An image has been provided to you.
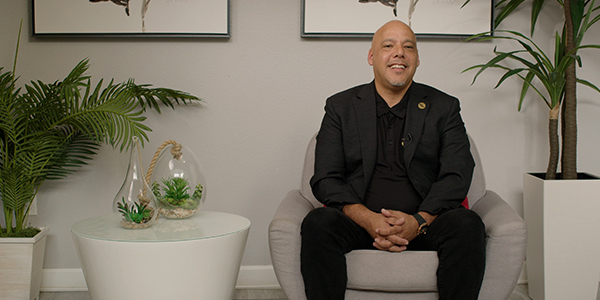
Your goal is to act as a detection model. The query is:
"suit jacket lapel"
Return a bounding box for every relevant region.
[354,82,377,188]
[403,83,429,168]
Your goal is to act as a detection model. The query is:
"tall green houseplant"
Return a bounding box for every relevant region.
[464,0,600,179]
[0,27,199,235]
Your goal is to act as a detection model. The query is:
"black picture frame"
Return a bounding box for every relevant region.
[301,0,493,38]
[31,0,230,38]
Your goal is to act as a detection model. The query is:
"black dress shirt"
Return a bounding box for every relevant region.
[363,87,423,214]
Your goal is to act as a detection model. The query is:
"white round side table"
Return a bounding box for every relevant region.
[71,211,251,300]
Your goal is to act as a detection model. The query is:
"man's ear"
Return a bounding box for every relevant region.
[367,49,374,66]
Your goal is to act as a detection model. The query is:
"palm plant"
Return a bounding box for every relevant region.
[0,26,199,235]
[463,0,600,179]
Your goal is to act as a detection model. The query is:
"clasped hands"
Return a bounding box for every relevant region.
[368,209,418,252]
[342,204,423,253]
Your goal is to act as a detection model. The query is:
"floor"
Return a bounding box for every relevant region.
[509,284,533,300]
[38,284,539,300]
[38,288,289,300]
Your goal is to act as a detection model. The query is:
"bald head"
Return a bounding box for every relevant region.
[371,20,417,49]
[367,20,420,104]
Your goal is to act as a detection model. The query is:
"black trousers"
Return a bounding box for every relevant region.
[300,207,486,300]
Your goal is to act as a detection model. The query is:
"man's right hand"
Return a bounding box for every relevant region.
[342,204,409,252]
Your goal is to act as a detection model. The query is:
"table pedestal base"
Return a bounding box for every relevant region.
[72,212,250,300]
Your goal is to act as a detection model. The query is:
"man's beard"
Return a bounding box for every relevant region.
[390,80,407,87]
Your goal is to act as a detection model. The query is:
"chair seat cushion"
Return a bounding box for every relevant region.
[346,250,439,292]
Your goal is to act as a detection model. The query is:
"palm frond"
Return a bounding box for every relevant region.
[494,0,527,29]
[43,127,101,180]
[577,78,600,93]
[127,81,200,113]
[464,30,567,110]
[575,0,599,45]
[531,0,547,35]
[588,6,600,28]
[0,164,36,211]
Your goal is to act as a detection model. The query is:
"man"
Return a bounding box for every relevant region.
[300,20,486,300]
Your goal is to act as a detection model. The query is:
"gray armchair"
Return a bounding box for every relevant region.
[269,134,527,300]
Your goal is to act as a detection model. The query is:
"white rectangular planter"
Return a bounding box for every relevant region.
[0,227,49,300]
[523,173,600,300]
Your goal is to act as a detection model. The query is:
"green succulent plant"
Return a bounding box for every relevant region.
[163,177,191,204]
[192,183,203,200]
[152,177,203,209]
[116,198,152,224]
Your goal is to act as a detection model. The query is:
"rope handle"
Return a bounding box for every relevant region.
[145,140,183,186]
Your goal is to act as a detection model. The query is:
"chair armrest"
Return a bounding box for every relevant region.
[471,190,527,300]
[269,189,314,300]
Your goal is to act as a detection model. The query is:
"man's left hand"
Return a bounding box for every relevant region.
[375,209,419,243]
[374,209,438,251]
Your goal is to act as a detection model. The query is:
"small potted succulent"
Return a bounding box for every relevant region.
[152,176,203,219]
[116,197,155,229]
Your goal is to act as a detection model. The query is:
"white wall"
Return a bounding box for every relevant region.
[1,0,599,273]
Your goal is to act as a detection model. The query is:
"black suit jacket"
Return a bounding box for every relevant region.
[310,81,474,215]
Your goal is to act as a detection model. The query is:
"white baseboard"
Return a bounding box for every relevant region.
[40,269,88,292]
[235,265,281,289]
[41,265,281,292]
[41,263,529,292]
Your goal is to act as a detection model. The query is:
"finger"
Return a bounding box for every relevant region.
[376,219,407,236]
[387,244,407,252]
[381,209,405,226]
[374,237,395,250]
[391,217,405,226]
[375,225,399,237]
[373,242,387,251]
[373,239,407,252]
[381,208,395,217]
[386,235,409,246]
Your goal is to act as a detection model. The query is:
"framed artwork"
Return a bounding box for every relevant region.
[31,0,230,38]
[302,0,492,38]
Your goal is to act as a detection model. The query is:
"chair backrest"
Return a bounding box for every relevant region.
[299,133,486,209]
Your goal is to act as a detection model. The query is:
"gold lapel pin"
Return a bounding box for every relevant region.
[418,102,426,110]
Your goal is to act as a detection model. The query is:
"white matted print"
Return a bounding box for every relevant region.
[32,0,230,37]
[302,0,492,37]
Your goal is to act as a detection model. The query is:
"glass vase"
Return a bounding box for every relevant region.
[112,137,158,229]
[149,141,206,219]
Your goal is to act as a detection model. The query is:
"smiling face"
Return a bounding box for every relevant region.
[368,21,420,96]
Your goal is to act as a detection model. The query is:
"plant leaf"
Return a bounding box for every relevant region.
[577,78,600,93]
[495,0,527,29]
[531,0,547,35]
